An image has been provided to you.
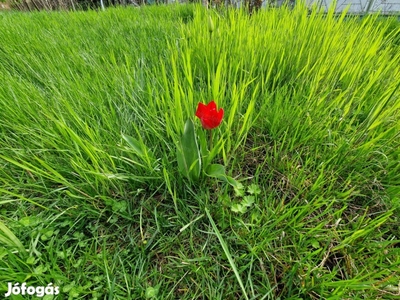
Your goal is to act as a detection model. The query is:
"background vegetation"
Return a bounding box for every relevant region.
[0,3,399,299]
[3,0,150,11]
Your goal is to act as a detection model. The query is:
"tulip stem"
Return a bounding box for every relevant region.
[209,130,213,151]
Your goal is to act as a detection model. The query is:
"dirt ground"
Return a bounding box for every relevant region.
[0,1,10,10]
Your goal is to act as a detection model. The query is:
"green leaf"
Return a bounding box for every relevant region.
[40,228,54,241]
[234,184,245,197]
[122,132,155,171]
[122,133,145,157]
[34,264,48,275]
[206,164,242,189]
[242,195,255,207]
[310,238,320,249]
[204,138,225,169]
[205,164,226,180]
[0,220,26,255]
[197,128,210,171]
[231,203,247,214]
[205,208,249,300]
[62,282,75,293]
[145,285,160,299]
[177,119,201,181]
[247,184,261,195]
[19,216,41,227]
[111,200,127,213]
[26,256,36,265]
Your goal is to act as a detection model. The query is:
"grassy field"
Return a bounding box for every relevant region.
[1,3,400,299]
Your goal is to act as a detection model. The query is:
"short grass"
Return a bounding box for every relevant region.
[1,3,400,299]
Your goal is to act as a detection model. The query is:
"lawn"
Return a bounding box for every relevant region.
[0,3,399,299]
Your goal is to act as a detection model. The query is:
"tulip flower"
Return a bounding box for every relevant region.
[176,101,226,182]
[195,101,224,130]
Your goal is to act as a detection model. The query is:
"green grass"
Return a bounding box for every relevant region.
[1,3,400,299]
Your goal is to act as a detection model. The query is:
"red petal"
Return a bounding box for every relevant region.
[195,101,224,129]
[195,102,207,118]
[206,101,217,111]
[217,107,224,119]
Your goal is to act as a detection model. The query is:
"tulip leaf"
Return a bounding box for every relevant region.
[205,164,241,188]
[205,164,226,179]
[177,119,201,181]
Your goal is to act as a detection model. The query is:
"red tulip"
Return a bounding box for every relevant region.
[195,101,224,130]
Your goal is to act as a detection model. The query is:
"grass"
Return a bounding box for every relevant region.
[0,3,400,299]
